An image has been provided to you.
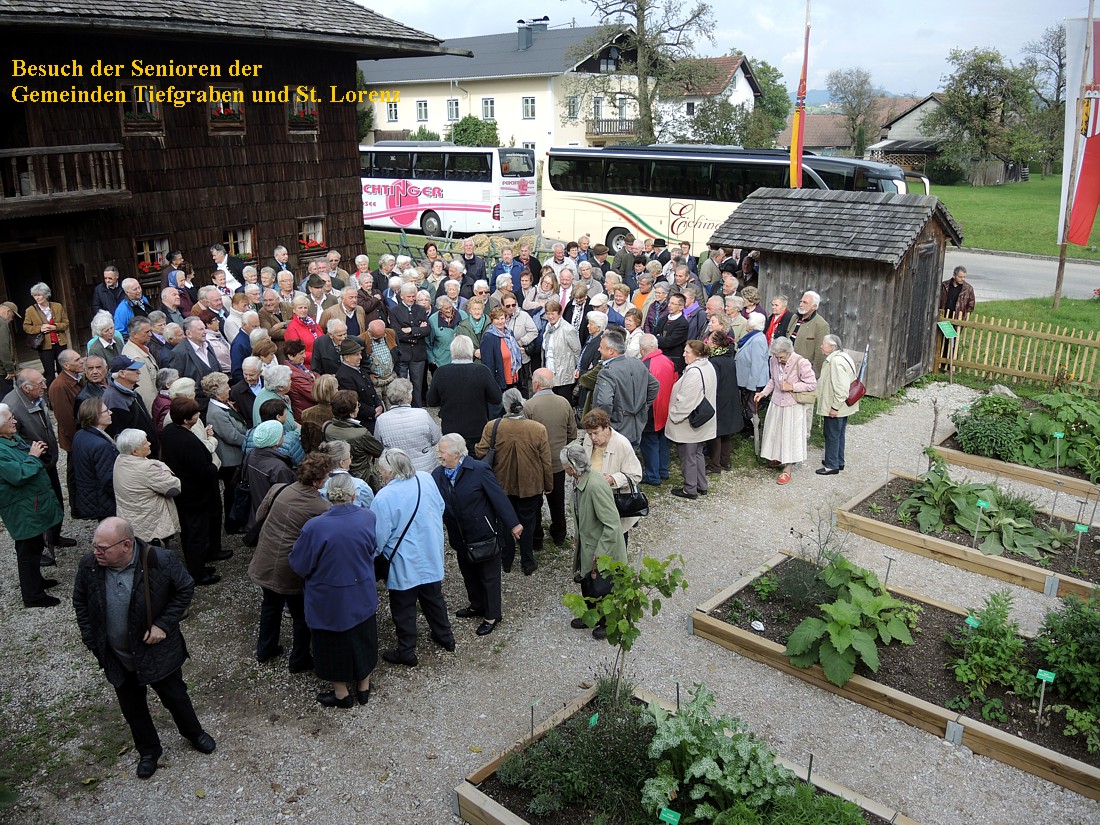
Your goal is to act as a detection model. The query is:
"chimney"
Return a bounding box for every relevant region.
[517,16,550,50]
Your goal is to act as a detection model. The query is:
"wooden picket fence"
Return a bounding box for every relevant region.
[934,311,1100,393]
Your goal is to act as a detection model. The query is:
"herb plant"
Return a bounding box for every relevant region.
[946,591,1031,709]
[1035,592,1100,706]
[951,394,1023,461]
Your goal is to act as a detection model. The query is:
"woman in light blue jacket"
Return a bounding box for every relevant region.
[735,312,770,432]
[370,448,454,667]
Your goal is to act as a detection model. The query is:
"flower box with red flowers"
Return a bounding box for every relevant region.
[137,260,164,275]
[299,239,324,250]
[211,108,243,122]
[289,110,319,127]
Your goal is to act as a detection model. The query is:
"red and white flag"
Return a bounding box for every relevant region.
[1059,17,1100,246]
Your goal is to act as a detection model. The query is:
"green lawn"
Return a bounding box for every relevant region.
[973,297,1100,334]
[932,174,1100,261]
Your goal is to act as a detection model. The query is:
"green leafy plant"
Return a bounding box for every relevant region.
[897,460,995,534]
[564,554,687,701]
[947,591,1031,707]
[752,573,778,601]
[642,685,796,822]
[867,501,884,515]
[765,781,864,825]
[1052,705,1100,754]
[726,597,746,625]
[783,557,919,687]
[1036,592,1100,706]
[951,394,1023,461]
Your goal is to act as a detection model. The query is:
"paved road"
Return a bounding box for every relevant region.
[944,249,1098,302]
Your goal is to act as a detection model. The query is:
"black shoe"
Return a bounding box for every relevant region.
[705,466,722,475]
[431,635,456,652]
[41,578,59,588]
[501,560,513,573]
[670,487,697,500]
[189,732,216,754]
[288,658,314,674]
[454,606,483,619]
[257,645,285,664]
[476,620,499,636]
[54,536,78,548]
[720,462,732,470]
[203,566,217,576]
[815,467,840,476]
[23,595,60,608]
[551,534,568,546]
[522,561,538,576]
[532,538,544,550]
[39,553,56,567]
[592,625,608,641]
[195,574,221,586]
[570,617,589,630]
[698,488,709,496]
[136,751,161,779]
[209,549,233,561]
[356,687,372,706]
[382,650,418,667]
[316,691,355,709]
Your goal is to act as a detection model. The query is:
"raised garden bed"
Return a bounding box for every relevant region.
[691,553,1100,803]
[452,684,920,825]
[836,473,1098,600]
[931,425,1100,500]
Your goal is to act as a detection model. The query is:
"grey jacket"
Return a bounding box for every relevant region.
[0,317,16,375]
[591,355,660,445]
[206,399,247,468]
[2,387,58,469]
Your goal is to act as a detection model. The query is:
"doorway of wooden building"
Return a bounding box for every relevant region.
[0,246,59,369]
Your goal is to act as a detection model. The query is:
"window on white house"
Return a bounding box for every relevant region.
[616,96,628,118]
[522,97,536,119]
[386,102,398,122]
[686,101,695,117]
[593,97,603,119]
[447,98,459,121]
[416,100,428,121]
[482,98,495,120]
[522,142,536,150]
[566,96,579,120]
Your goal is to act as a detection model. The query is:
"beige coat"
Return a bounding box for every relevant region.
[664,358,718,444]
[122,340,159,411]
[816,349,860,418]
[579,428,643,533]
[524,390,577,474]
[112,454,181,541]
[474,416,553,498]
[23,301,70,349]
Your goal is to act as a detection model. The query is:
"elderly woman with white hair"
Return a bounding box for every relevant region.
[489,273,514,311]
[474,388,552,576]
[253,363,298,432]
[284,294,323,365]
[428,294,465,369]
[112,427,181,546]
[815,333,860,475]
[167,377,220,469]
[87,309,122,366]
[23,281,70,384]
[373,378,441,473]
[202,371,247,532]
[433,432,520,637]
[561,441,626,640]
[754,335,817,485]
[735,311,770,432]
[289,470,378,707]
[370,448,453,667]
[320,439,374,508]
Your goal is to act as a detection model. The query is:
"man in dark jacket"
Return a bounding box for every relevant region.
[426,336,502,455]
[939,266,975,319]
[92,266,125,318]
[104,355,158,452]
[168,317,221,409]
[73,517,215,780]
[334,338,381,432]
[458,238,487,296]
[654,293,690,374]
[388,283,430,407]
[310,318,346,376]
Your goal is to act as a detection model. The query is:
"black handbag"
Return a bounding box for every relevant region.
[374,478,421,582]
[459,513,500,564]
[580,568,614,599]
[687,366,715,428]
[26,332,44,350]
[242,482,291,548]
[481,417,503,467]
[613,478,649,518]
[228,457,252,527]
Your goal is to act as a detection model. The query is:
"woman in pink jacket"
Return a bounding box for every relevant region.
[754,336,817,485]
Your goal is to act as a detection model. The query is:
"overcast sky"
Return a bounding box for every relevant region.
[362,0,1088,95]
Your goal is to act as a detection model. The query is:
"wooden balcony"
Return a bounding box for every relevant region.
[0,144,132,220]
[585,118,638,138]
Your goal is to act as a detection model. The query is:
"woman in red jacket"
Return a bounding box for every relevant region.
[284,295,322,366]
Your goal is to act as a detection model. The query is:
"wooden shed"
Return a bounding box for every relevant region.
[708,188,963,397]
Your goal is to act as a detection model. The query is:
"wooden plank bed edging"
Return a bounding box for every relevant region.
[454,685,922,825]
[834,472,1096,599]
[931,426,1099,500]
[691,579,1100,801]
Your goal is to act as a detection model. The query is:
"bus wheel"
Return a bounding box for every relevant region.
[605,227,629,253]
[421,211,442,237]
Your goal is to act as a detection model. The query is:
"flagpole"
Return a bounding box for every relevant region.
[1054,0,1096,311]
[789,0,811,188]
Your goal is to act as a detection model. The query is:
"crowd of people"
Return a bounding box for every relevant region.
[0,234,860,778]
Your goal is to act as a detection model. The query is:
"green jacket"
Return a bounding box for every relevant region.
[428,309,467,366]
[0,317,16,375]
[783,312,830,377]
[571,469,627,577]
[0,434,63,540]
[454,315,489,363]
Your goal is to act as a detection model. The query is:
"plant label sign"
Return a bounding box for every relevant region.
[965,616,981,629]
[937,320,957,339]
[1053,432,1065,439]
[976,500,990,509]
[659,809,682,824]
[1037,669,1056,683]
[1075,523,1089,533]
[589,712,599,728]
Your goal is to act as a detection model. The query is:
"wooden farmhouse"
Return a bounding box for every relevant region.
[0,0,450,351]
[708,188,963,397]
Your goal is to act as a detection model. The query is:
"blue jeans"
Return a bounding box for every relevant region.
[640,429,670,483]
[823,415,848,470]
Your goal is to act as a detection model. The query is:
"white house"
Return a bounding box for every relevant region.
[866,94,944,169]
[657,55,762,139]
[360,20,645,160]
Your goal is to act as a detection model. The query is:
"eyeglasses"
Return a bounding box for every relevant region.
[93,538,129,554]
[503,303,516,309]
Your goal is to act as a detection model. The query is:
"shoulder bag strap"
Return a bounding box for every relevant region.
[489,417,502,450]
[141,543,153,633]
[383,478,422,563]
[692,365,705,394]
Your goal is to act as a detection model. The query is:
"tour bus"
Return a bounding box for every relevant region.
[541,144,928,251]
[359,142,537,236]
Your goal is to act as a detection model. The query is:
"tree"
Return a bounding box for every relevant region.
[560,0,717,144]
[1022,23,1067,177]
[921,48,1034,178]
[354,67,373,141]
[675,97,742,144]
[408,125,440,141]
[445,115,499,147]
[826,67,877,157]
[746,58,791,147]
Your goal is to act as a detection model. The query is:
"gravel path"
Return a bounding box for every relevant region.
[2,380,1098,825]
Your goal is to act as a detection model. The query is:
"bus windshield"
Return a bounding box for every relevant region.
[498,149,535,177]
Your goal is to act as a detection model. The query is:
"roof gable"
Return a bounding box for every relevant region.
[0,0,444,55]
[680,55,761,98]
[362,25,612,82]
[707,188,963,267]
[882,93,944,130]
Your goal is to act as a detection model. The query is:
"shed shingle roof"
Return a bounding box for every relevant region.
[707,188,963,267]
[362,25,608,82]
[0,0,445,55]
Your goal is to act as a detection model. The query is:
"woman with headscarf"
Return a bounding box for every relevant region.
[561,442,626,640]
[479,307,523,394]
[289,472,378,707]
[755,336,817,485]
[249,452,332,673]
[70,397,119,520]
[474,388,552,576]
[242,419,296,527]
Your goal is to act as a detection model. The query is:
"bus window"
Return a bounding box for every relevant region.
[605,159,648,195]
[359,152,375,178]
[549,157,603,192]
[712,161,786,201]
[448,153,491,182]
[498,149,534,177]
[377,152,412,179]
[812,166,851,190]
[650,160,712,199]
[413,152,445,179]
[740,163,787,196]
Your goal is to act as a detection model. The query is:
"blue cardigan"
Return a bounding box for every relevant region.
[289,504,377,632]
[370,472,445,591]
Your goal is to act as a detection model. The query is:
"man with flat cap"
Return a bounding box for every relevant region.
[335,337,382,433]
[0,300,20,397]
[104,355,158,451]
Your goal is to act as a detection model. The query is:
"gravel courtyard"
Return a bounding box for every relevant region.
[1,380,1098,825]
